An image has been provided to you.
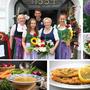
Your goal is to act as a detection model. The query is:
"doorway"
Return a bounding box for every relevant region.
[29,9,58,25]
[14,0,74,24]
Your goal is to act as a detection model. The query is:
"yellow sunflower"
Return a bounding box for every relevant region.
[31,37,38,46]
[69,29,73,39]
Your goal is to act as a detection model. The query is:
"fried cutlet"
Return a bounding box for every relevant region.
[51,75,84,85]
[51,68,78,78]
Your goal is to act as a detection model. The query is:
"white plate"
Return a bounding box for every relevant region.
[84,43,90,56]
[50,61,90,89]
[8,74,42,85]
[83,34,90,55]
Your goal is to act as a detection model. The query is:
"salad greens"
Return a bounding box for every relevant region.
[11,66,46,76]
[84,41,90,53]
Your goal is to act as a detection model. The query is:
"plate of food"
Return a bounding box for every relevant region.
[83,34,90,55]
[8,74,42,85]
[50,61,90,89]
[84,40,90,55]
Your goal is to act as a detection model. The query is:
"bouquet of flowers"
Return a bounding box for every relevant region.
[61,25,73,43]
[37,40,54,57]
[27,33,54,57]
[54,24,73,43]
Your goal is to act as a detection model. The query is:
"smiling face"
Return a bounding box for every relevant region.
[27,18,38,34]
[30,19,37,29]
[17,15,26,25]
[43,18,52,29]
[59,14,67,24]
[34,10,42,20]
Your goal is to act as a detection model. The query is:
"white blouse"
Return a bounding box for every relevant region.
[39,26,59,41]
[57,24,72,30]
[22,30,27,38]
[10,24,27,36]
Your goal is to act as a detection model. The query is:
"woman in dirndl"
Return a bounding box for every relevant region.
[10,14,27,59]
[22,18,38,59]
[39,17,59,59]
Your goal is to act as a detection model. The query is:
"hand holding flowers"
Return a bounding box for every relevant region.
[25,48,30,54]
[61,25,74,44]
[50,47,55,55]
[27,33,54,57]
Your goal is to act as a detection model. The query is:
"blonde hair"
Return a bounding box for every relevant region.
[43,17,52,23]
[17,14,26,21]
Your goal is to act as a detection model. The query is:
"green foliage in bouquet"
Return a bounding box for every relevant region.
[27,34,55,58]
[37,40,54,58]
[58,28,73,42]
[62,29,72,42]
[26,33,39,51]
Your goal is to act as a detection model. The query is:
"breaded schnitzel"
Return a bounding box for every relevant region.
[52,75,84,85]
[51,68,78,78]
[51,68,86,85]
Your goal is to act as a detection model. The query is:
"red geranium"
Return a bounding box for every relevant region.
[34,33,38,37]
[77,28,81,34]
[41,44,45,47]
[66,24,70,28]
[36,45,39,47]
[87,40,90,43]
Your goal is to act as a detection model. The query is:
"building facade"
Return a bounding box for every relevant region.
[0,0,82,34]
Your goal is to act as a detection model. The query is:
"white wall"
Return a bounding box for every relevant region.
[0,0,17,34]
[0,0,8,33]
[8,0,17,32]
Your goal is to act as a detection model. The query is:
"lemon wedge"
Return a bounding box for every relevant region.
[78,65,90,83]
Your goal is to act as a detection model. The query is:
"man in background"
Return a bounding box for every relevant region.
[34,8,44,30]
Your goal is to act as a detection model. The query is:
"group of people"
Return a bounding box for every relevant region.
[10,9,78,59]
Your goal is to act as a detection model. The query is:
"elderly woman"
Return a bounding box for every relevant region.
[10,14,27,59]
[39,17,59,59]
